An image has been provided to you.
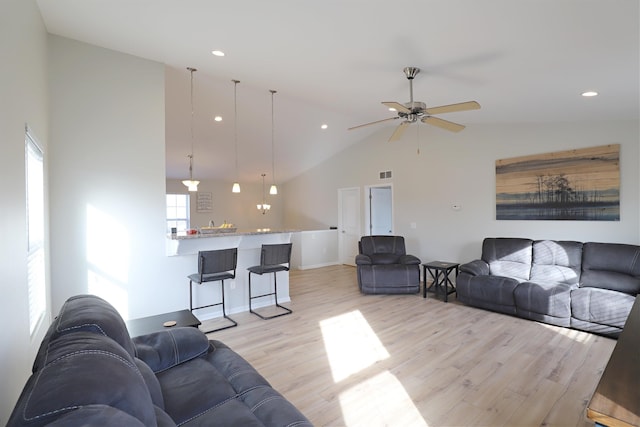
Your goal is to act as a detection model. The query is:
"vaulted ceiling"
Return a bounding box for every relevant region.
[36,0,639,185]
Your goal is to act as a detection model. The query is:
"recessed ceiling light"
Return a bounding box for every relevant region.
[388,107,397,112]
[211,50,225,57]
[582,91,598,97]
[214,116,223,122]
[321,124,328,129]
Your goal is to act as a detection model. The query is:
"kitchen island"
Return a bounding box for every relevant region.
[167,229,298,321]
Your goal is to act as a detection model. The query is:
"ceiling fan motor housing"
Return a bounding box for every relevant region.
[402,101,426,114]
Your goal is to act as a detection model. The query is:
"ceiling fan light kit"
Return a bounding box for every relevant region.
[349,66,481,142]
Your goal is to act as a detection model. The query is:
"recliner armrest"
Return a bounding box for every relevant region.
[399,254,421,265]
[355,254,372,265]
[459,259,489,276]
[133,327,209,373]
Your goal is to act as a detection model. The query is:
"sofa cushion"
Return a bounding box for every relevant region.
[369,253,401,264]
[456,273,520,307]
[158,341,312,426]
[482,238,533,281]
[133,327,209,373]
[8,332,157,427]
[360,235,407,256]
[33,294,135,372]
[157,356,240,425]
[530,240,582,285]
[514,281,575,321]
[571,287,636,330]
[581,242,640,294]
[357,264,420,294]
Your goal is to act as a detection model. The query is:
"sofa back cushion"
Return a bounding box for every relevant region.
[530,240,583,285]
[33,294,135,372]
[482,238,533,281]
[8,332,158,427]
[359,236,407,259]
[581,242,640,295]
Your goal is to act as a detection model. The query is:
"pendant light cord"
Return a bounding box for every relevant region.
[233,80,240,182]
[188,67,197,180]
[270,90,276,187]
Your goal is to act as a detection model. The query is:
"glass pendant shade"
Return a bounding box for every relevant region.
[269,184,278,195]
[232,182,241,193]
[183,179,200,192]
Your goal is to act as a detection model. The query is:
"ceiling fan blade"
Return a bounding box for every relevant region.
[425,101,480,115]
[422,116,466,132]
[382,102,411,114]
[348,116,399,130]
[389,121,410,142]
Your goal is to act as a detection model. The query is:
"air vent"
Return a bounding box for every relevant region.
[379,170,392,179]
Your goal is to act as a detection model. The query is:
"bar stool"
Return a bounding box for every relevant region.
[248,243,293,319]
[188,248,238,333]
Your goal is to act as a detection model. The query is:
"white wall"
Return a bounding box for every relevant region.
[0,0,50,422]
[284,120,640,263]
[47,37,193,320]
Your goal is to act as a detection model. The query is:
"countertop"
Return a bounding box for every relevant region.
[168,228,299,240]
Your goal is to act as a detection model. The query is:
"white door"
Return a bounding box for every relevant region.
[367,185,393,235]
[338,187,360,266]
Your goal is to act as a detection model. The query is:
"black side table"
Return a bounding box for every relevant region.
[126,309,202,337]
[423,261,460,302]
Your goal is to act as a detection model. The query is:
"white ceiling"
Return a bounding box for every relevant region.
[36,0,639,185]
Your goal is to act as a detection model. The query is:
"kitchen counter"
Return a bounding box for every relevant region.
[165,229,297,321]
[169,228,299,240]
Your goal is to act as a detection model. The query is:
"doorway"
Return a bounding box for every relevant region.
[365,184,393,236]
[338,187,361,266]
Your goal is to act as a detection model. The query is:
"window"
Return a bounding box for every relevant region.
[166,194,190,232]
[26,127,46,336]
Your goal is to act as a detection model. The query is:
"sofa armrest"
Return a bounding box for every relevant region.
[399,254,421,265]
[355,254,372,265]
[133,327,209,373]
[460,259,489,276]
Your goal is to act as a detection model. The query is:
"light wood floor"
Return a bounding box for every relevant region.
[203,265,616,427]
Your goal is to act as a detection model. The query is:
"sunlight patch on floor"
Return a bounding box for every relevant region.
[538,322,593,343]
[320,310,390,382]
[339,371,428,427]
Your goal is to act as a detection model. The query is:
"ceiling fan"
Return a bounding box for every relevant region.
[349,67,481,142]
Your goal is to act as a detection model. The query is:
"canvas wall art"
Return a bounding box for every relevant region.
[496,144,620,221]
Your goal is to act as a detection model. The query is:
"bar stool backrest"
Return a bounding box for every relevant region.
[260,243,292,271]
[198,248,238,281]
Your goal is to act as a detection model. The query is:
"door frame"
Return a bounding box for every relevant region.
[338,186,361,266]
[364,183,394,236]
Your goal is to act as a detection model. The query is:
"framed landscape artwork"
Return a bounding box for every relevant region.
[496,144,620,221]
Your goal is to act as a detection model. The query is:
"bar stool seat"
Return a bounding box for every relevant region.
[248,243,293,320]
[189,248,238,333]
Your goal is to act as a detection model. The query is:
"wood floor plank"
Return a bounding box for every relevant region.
[204,265,616,426]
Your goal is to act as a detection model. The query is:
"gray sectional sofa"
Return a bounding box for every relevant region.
[8,294,312,426]
[457,238,640,338]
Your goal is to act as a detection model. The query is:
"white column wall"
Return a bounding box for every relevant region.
[0,1,50,422]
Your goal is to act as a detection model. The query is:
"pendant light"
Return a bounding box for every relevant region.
[257,173,271,214]
[269,90,278,195]
[182,67,200,192]
[231,79,241,193]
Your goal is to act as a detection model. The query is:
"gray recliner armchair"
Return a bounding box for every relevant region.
[355,235,421,294]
